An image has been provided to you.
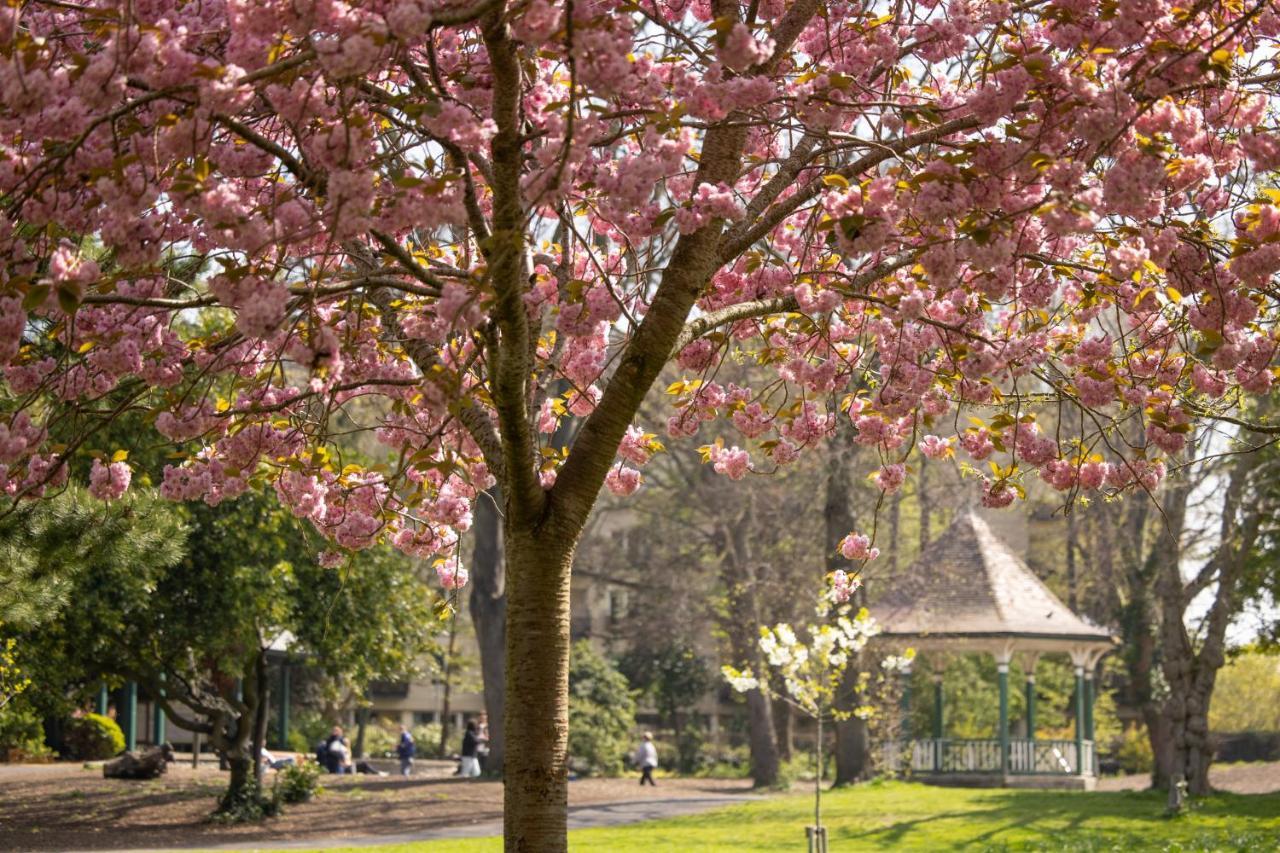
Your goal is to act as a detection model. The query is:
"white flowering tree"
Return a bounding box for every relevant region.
[724,588,907,851]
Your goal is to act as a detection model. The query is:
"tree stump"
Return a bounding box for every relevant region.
[103,744,174,780]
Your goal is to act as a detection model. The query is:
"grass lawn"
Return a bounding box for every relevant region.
[320,780,1280,852]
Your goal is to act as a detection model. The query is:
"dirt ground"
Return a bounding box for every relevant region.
[0,760,753,852]
[1095,759,1280,795]
[2,760,1276,852]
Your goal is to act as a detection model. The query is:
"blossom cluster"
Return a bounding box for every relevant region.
[0,0,1278,588]
[722,601,882,717]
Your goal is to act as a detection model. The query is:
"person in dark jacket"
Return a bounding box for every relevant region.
[459,721,481,778]
[396,725,416,777]
[323,725,352,774]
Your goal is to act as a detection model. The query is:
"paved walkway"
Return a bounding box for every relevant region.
[116,792,757,851]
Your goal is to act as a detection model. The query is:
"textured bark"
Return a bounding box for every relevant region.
[221,755,258,813]
[744,687,781,787]
[470,489,507,774]
[501,522,575,852]
[438,625,457,759]
[214,661,264,817]
[1157,452,1268,800]
[773,698,793,762]
[250,651,268,783]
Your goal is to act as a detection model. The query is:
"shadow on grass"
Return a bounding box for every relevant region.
[826,786,1280,851]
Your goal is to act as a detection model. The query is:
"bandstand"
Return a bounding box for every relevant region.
[871,510,1114,790]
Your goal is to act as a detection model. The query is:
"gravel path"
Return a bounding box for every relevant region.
[0,762,756,852]
[164,793,761,850]
[1095,760,1280,794]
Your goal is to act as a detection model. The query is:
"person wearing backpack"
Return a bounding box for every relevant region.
[396,725,416,777]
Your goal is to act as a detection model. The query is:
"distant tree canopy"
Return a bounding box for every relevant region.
[1209,652,1280,734]
[618,641,711,734]
[3,484,443,817]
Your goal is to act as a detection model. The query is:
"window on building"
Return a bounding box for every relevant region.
[609,588,628,624]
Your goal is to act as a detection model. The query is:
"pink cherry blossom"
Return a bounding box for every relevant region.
[88,458,131,501]
[838,533,880,562]
[874,464,906,494]
[605,465,643,495]
[829,569,862,604]
[0,0,1274,677]
[709,444,751,480]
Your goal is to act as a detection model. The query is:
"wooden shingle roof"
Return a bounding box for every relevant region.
[871,510,1112,643]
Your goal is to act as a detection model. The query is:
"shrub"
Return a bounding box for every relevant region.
[286,728,311,754]
[64,712,125,760]
[1114,726,1154,774]
[0,699,53,762]
[695,744,752,778]
[568,640,636,776]
[675,725,705,774]
[274,759,324,804]
[287,709,335,755]
[412,722,442,758]
[360,720,398,758]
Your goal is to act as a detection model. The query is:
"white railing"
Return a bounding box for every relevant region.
[881,738,1095,775]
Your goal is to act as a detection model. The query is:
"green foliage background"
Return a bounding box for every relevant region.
[568,640,637,776]
[1209,651,1280,732]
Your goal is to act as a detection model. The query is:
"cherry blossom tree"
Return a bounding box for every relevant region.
[3,0,1280,847]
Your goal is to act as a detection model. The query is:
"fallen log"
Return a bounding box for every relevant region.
[103,744,174,780]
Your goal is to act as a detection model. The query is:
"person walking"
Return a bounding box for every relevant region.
[396,725,416,777]
[634,732,658,787]
[459,720,482,778]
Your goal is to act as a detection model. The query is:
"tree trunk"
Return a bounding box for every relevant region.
[1066,509,1079,612]
[833,712,871,786]
[1159,628,1218,797]
[1119,582,1169,788]
[502,524,575,852]
[1146,705,1174,789]
[823,415,869,786]
[918,459,931,554]
[725,597,780,788]
[220,754,260,814]
[439,620,457,759]
[745,687,780,787]
[1157,451,1264,801]
[250,651,268,784]
[773,697,793,762]
[469,488,507,773]
[216,675,263,817]
[354,706,369,760]
[887,491,900,572]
